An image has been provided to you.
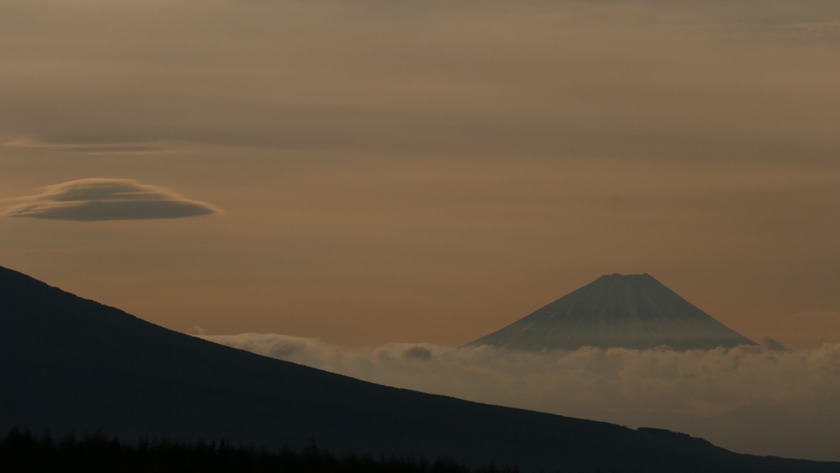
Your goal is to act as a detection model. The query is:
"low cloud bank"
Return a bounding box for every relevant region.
[204,333,840,416]
[204,333,840,460]
[4,178,219,221]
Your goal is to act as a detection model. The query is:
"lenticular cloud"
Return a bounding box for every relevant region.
[3,178,219,221]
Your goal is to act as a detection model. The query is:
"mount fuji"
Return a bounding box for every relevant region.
[465,273,756,352]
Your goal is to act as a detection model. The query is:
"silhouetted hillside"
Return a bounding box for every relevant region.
[0,266,836,473]
[466,273,756,351]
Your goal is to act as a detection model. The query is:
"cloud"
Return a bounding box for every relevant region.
[3,0,840,164]
[3,178,219,221]
[4,137,179,155]
[204,333,840,416]
[795,311,838,317]
[203,333,840,460]
[402,346,433,361]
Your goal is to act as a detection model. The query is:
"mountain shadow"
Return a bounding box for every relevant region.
[465,273,756,352]
[1,266,835,473]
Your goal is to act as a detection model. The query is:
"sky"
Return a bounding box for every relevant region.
[2,0,840,350]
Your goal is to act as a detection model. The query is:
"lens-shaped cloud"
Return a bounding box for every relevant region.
[3,178,219,221]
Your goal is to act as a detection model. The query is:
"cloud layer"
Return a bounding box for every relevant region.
[4,179,219,221]
[3,0,840,162]
[204,333,840,461]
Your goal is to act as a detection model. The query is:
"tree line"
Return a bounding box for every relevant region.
[1,427,617,473]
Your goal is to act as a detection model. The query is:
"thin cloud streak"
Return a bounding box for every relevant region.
[3,178,219,221]
[795,311,839,317]
[4,137,182,155]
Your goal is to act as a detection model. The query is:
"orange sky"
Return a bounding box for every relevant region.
[1,0,839,347]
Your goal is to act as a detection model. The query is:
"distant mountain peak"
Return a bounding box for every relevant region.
[464,274,756,352]
[760,337,790,352]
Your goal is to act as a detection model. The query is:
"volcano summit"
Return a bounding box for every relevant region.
[465,273,756,352]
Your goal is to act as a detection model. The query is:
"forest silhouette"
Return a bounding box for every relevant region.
[2,427,533,473]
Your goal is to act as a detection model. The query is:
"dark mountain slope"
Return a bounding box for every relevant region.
[0,266,834,473]
[465,273,756,351]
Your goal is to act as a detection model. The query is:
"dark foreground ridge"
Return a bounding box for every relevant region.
[465,273,756,352]
[0,266,836,473]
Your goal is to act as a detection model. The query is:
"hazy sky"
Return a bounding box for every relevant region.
[2,0,839,347]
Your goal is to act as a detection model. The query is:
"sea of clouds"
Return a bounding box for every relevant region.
[203,334,840,460]
[203,334,840,418]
